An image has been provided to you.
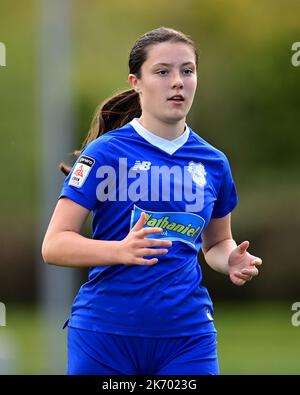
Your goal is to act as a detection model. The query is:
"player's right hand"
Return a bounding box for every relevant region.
[116,211,172,266]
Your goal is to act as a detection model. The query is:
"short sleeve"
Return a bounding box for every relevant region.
[59,139,111,211]
[211,153,238,218]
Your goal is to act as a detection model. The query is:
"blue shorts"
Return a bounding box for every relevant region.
[67,327,219,375]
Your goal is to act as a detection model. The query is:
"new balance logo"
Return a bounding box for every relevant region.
[130,160,152,171]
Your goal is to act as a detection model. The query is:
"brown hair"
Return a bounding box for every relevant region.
[60,27,198,175]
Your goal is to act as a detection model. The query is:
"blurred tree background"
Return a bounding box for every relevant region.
[0,0,299,374]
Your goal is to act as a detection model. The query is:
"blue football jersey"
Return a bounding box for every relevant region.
[59,118,238,337]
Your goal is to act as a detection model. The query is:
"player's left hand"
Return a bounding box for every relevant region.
[228,241,263,286]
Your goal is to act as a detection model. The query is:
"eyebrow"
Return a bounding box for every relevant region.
[152,62,195,68]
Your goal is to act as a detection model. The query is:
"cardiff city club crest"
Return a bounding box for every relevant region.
[187,161,207,187]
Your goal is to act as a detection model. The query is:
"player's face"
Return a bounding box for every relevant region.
[130,42,197,125]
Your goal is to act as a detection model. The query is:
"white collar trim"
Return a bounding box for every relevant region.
[129,118,190,155]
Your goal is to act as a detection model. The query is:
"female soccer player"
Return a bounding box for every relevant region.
[42,27,263,375]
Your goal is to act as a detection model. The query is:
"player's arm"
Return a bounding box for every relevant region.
[201,213,237,275]
[41,198,172,268]
[201,213,263,285]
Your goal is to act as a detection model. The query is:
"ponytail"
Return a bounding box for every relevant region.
[59,89,141,175]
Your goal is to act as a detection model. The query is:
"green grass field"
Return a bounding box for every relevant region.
[214,302,300,374]
[1,301,299,374]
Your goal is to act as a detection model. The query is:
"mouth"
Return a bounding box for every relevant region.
[167,94,185,102]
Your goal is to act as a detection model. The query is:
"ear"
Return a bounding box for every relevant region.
[128,74,141,94]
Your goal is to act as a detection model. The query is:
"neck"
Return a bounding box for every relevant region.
[138,114,186,140]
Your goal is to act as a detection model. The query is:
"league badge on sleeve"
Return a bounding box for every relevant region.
[68,155,95,188]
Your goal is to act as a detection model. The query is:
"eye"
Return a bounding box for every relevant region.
[156,70,169,75]
[183,69,194,75]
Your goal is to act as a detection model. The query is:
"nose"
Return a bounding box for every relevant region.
[172,71,184,89]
